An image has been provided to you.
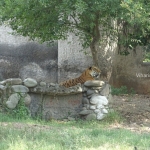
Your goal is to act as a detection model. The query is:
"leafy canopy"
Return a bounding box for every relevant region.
[0,0,150,52]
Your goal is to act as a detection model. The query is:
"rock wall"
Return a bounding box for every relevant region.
[0,78,111,120]
[0,25,58,83]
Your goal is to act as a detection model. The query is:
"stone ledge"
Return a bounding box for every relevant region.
[29,85,83,95]
[0,78,111,121]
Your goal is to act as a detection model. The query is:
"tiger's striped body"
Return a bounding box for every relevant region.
[60,66,101,88]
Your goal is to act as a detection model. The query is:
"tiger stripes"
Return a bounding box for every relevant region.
[60,66,101,88]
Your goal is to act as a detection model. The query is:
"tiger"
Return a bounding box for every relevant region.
[60,66,101,88]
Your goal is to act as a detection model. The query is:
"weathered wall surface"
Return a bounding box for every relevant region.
[110,47,150,94]
[58,33,93,82]
[58,32,117,82]
[0,77,110,120]
[30,93,83,120]
[0,25,58,83]
[58,32,150,94]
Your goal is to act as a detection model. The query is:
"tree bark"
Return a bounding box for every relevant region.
[90,15,100,67]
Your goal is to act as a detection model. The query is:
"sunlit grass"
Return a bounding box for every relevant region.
[0,112,150,150]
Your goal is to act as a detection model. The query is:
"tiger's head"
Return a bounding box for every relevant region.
[88,66,101,79]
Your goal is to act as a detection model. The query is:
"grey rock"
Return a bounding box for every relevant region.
[49,83,56,86]
[40,82,46,86]
[23,78,37,87]
[87,89,95,96]
[11,85,29,93]
[0,80,6,85]
[90,95,100,105]
[5,78,22,85]
[82,107,87,110]
[97,104,104,109]
[68,117,75,121]
[6,101,16,109]
[90,105,96,110]
[84,80,105,87]
[97,112,105,120]
[6,93,21,109]
[94,109,101,113]
[102,108,108,114]
[77,86,82,92]
[82,97,89,104]
[83,86,88,92]
[100,84,110,97]
[90,95,108,105]
[0,85,6,90]
[23,94,31,106]
[88,93,99,99]
[83,104,90,109]
[0,78,22,85]
[9,93,20,104]
[83,93,87,97]
[79,110,93,115]
[91,87,102,90]
[86,113,96,120]
[70,89,76,93]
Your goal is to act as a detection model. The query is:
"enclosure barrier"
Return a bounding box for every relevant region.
[0,78,111,120]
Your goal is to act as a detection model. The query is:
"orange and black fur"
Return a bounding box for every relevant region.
[60,66,101,88]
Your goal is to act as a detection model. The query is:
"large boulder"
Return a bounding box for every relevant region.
[6,93,21,109]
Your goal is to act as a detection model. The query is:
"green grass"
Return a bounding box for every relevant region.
[111,86,136,96]
[143,52,150,62]
[0,113,150,150]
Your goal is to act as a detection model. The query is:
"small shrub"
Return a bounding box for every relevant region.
[6,94,30,120]
[111,86,136,95]
[103,110,124,123]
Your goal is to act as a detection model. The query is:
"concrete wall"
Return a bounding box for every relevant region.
[58,32,150,94]
[58,33,93,82]
[30,93,82,120]
[0,25,58,83]
[58,32,117,82]
[110,47,150,94]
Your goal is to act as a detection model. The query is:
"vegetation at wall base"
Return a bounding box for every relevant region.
[2,94,30,120]
[111,86,136,96]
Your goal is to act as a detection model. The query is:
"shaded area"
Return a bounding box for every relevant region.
[111,94,150,126]
[0,42,58,82]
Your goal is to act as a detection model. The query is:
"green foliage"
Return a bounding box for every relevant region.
[111,86,136,95]
[143,44,150,62]
[0,0,150,58]
[6,94,30,119]
[104,110,124,123]
[144,52,150,62]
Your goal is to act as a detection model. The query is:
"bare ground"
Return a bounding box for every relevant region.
[111,94,150,127]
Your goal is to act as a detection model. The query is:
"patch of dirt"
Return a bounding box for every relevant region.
[111,94,150,126]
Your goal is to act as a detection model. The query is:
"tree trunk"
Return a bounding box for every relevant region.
[90,14,100,67]
[90,40,99,67]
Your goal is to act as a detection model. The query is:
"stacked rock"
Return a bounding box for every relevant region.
[79,80,109,120]
[0,78,36,109]
[0,77,111,121]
